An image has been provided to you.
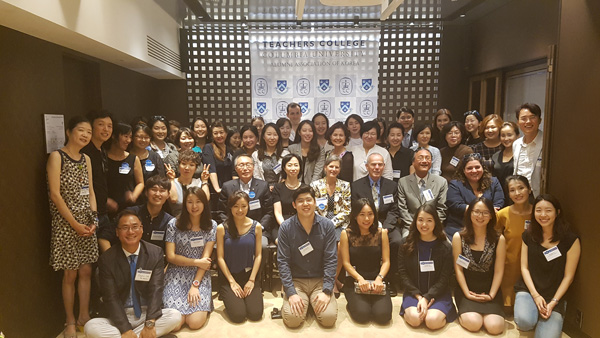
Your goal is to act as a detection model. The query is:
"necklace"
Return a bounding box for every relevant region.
[285,180,301,190]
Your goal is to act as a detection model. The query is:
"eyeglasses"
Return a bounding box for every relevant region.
[118,226,142,232]
[236,163,254,169]
[472,210,492,217]
[135,136,151,140]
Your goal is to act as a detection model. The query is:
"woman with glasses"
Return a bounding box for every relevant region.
[440,121,474,181]
[445,153,504,238]
[452,197,506,335]
[164,187,217,330]
[129,124,165,183]
[149,116,178,160]
[47,116,98,338]
[463,110,483,146]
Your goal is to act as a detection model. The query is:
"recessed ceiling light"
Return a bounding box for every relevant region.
[459,14,466,18]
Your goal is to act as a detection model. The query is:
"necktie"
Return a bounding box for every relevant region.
[129,255,142,318]
[419,179,426,199]
[372,183,380,210]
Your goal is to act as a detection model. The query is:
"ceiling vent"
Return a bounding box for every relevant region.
[147,35,181,71]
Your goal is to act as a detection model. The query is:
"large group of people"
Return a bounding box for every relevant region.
[47,102,579,338]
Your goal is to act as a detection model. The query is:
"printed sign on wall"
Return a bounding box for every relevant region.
[250,28,380,123]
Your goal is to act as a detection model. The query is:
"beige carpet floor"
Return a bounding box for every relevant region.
[63,285,571,338]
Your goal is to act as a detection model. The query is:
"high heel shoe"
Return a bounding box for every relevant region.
[63,323,77,338]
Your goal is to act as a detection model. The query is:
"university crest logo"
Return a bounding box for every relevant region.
[255,102,268,116]
[299,102,310,115]
[297,78,310,96]
[276,101,288,118]
[317,100,332,117]
[338,101,352,115]
[276,80,289,95]
[318,79,331,94]
[254,78,268,96]
[359,100,375,118]
[360,79,373,93]
[339,77,353,95]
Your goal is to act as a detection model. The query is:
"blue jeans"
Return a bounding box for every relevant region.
[514,292,564,338]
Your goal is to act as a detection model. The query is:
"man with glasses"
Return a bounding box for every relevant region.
[217,154,273,237]
[84,210,181,338]
[513,103,544,197]
[397,148,448,235]
[350,120,393,181]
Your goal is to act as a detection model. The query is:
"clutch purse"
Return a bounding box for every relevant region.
[353,280,386,295]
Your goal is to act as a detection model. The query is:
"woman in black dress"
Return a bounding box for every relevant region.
[491,121,520,203]
[339,198,392,324]
[452,197,506,335]
[271,153,305,242]
[323,122,354,183]
[129,123,165,183]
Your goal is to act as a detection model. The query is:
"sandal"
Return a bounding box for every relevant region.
[63,323,77,338]
[76,319,89,332]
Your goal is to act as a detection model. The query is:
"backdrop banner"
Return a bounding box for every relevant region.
[250,28,380,123]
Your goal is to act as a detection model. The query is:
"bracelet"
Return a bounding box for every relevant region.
[551,298,559,303]
[377,274,385,280]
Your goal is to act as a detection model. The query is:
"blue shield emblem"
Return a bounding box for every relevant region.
[360,79,373,93]
[254,78,268,96]
[276,80,289,94]
[338,101,352,115]
[299,102,310,115]
[339,77,353,95]
[318,79,331,94]
[255,102,268,116]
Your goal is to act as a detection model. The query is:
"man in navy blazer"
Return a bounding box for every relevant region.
[217,154,273,241]
[84,210,181,338]
[351,153,402,292]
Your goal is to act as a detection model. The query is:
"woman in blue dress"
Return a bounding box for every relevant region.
[398,203,457,330]
[164,186,217,330]
[216,191,264,323]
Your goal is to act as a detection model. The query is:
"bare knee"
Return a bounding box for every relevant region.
[484,315,505,335]
[187,312,208,330]
[425,310,446,330]
[460,313,483,332]
[403,308,422,327]
[78,265,92,280]
[63,270,78,284]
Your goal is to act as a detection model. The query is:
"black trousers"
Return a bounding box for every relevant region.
[343,283,393,325]
[219,270,264,323]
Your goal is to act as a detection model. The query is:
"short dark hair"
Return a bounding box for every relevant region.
[65,116,91,144]
[344,114,364,128]
[116,209,141,225]
[149,116,170,140]
[174,127,196,148]
[516,103,542,119]
[411,124,433,145]
[287,102,300,113]
[463,110,483,122]
[292,185,315,202]
[325,122,350,146]
[386,122,405,139]
[144,175,171,193]
[178,149,201,166]
[132,123,152,139]
[396,106,414,119]
[106,122,132,149]
[86,109,113,125]
[441,121,468,145]
[360,120,380,137]
[191,116,211,142]
[281,153,302,180]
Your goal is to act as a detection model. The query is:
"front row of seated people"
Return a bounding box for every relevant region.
[50,117,580,338]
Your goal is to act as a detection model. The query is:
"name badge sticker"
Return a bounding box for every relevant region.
[135,269,152,282]
[273,163,282,175]
[543,246,562,262]
[245,267,252,273]
[119,163,131,175]
[382,194,394,205]
[151,230,165,241]
[393,170,401,179]
[456,254,470,269]
[423,189,435,202]
[80,185,90,196]
[248,191,256,199]
[420,260,435,272]
[145,160,155,172]
[524,220,531,230]
[249,200,261,210]
[298,241,314,256]
[316,197,327,211]
[450,156,460,167]
[190,237,204,248]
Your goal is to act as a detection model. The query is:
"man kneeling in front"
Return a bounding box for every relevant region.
[277,185,338,328]
[85,210,181,338]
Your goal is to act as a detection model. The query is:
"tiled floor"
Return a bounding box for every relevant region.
[61,284,571,338]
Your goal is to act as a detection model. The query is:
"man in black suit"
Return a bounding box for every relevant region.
[218,154,273,243]
[351,152,402,294]
[84,210,181,338]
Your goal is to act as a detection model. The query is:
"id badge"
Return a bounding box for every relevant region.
[450,156,460,167]
[316,197,327,211]
[273,163,282,175]
[80,185,90,196]
[135,269,152,282]
[151,230,165,241]
[456,254,470,269]
[298,241,314,256]
[119,163,131,174]
[543,246,562,262]
[423,189,434,202]
[190,237,204,248]
[249,200,261,210]
[145,160,155,172]
[524,220,531,230]
[382,194,394,205]
[419,260,435,272]
[393,170,401,179]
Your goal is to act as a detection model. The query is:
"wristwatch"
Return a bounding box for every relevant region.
[322,289,332,296]
[377,274,385,280]
[144,320,155,328]
[192,280,200,288]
